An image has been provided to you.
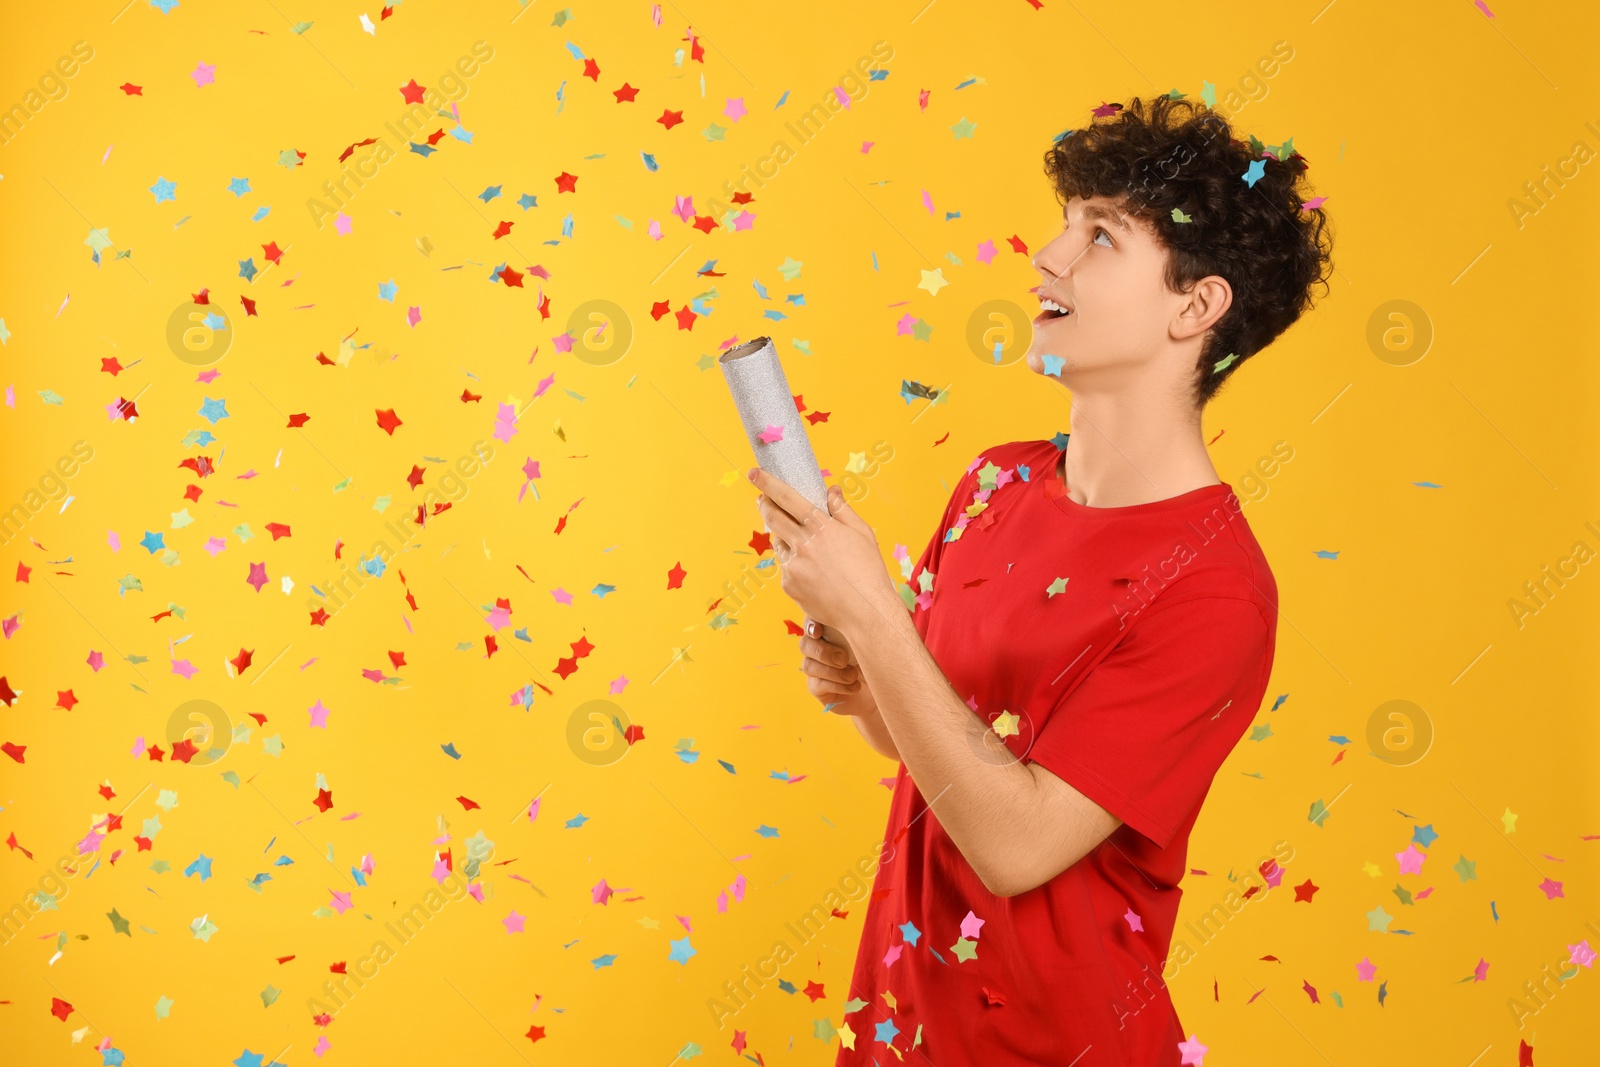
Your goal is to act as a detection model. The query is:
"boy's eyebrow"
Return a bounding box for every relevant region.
[1065,201,1134,235]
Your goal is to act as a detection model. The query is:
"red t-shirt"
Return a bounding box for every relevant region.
[837,436,1278,1066]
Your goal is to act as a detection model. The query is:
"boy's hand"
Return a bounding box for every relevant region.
[799,616,875,716]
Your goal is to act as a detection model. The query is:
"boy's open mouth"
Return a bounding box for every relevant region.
[1033,295,1073,325]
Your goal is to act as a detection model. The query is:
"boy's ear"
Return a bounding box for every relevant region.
[1177,273,1235,340]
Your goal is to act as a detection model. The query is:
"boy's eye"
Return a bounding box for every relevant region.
[1093,227,1113,247]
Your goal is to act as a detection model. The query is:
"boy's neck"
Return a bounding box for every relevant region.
[1056,394,1221,509]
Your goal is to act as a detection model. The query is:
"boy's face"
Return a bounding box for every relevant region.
[1025,194,1180,382]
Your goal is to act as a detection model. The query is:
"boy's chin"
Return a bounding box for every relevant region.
[1024,347,1073,383]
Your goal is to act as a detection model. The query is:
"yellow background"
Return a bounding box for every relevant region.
[2,1,1597,1064]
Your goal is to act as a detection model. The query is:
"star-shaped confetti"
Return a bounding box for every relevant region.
[917,268,950,296]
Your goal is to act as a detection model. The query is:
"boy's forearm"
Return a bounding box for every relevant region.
[839,588,1036,895]
[850,703,901,762]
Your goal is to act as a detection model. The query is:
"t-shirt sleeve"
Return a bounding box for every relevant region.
[1023,594,1273,850]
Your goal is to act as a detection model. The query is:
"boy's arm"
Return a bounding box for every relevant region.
[839,587,1121,897]
[848,702,902,763]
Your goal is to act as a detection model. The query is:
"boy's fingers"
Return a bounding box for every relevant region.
[799,634,852,668]
[802,655,858,686]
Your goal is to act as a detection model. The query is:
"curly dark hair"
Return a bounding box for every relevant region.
[1043,95,1334,406]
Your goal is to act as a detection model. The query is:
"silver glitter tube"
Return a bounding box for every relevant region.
[718,336,829,511]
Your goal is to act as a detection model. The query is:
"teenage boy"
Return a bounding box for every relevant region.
[752,94,1333,1065]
